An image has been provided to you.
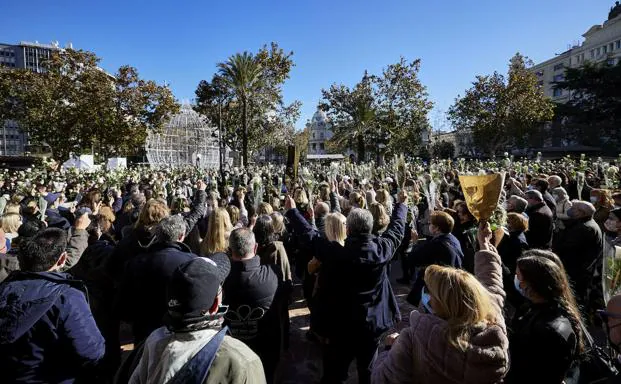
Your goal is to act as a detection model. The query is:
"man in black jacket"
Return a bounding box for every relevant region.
[554,201,603,307]
[285,190,408,384]
[406,210,464,305]
[223,227,280,383]
[525,190,554,249]
[117,215,198,343]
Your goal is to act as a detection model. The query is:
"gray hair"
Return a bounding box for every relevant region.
[229,227,256,259]
[569,200,596,219]
[347,208,374,235]
[509,195,528,213]
[154,214,187,243]
[548,175,562,188]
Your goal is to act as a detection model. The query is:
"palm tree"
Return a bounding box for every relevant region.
[217,52,262,166]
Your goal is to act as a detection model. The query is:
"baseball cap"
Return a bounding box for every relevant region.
[44,192,61,205]
[164,254,231,329]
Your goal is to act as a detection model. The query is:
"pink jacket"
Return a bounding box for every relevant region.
[371,250,509,384]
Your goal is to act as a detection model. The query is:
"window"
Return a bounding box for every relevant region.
[312,143,316,150]
[591,49,595,58]
[320,132,324,139]
[604,45,608,54]
[610,43,614,51]
[536,70,544,77]
[553,74,564,82]
[553,63,564,71]
[597,48,601,56]
[320,143,325,150]
[617,41,621,49]
[312,133,315,139]
[608,58,616,66]
[553,88,563,97]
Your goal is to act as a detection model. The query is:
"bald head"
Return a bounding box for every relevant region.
[314,202,329,218]
[548,175,562,189]
[568,200,596,220]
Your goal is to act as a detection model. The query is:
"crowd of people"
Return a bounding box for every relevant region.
[0,155,621,384]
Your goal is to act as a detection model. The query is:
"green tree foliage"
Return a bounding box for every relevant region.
[448,53,554,156]
[0,49,178,160]
[554,61,621,151]
[198,43,300,166]
[320,58,432,163]
[431,140,455,159]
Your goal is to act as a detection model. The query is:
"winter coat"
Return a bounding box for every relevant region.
[543,191,558,217]
[506,302,578,383]
[223,256,280,378]
[109,190,207,280]
[63,227,90,271]
[286,203,407,338]
[406,232,464,305]
[525,202,554,249]
[555,198,572,230]
[453,220,477,273]
[554,217,603,302]
[117,241,197,343]
[129,326,266,384]
[0,271,105,384]
[371,249,509,384]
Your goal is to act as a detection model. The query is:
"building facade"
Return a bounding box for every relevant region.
[531,3,621,103]
[0,41,69,156]
[306,109,333,155]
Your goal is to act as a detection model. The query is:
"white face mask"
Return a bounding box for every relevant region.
[590,196,598,204]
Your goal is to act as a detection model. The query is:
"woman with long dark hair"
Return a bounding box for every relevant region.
[507,250,585,383]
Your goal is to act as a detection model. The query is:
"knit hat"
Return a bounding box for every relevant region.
[164,255,231,329]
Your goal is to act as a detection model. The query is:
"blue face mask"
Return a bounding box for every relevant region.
[421,289,434,314]
[514,275,527,298]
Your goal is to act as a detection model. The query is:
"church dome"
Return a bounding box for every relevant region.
[312,109,328,124]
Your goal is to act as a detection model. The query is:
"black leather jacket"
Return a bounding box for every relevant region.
[507,302,578,383]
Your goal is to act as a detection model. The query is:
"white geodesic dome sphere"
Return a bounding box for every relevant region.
[145,104,220,168]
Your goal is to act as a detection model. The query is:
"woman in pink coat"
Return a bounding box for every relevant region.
[371,223,509,384]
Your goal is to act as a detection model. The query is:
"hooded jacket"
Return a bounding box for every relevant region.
[371,250,509,384]
[0,271,105,384]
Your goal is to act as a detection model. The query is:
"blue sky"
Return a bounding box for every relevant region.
[0,0,612,130]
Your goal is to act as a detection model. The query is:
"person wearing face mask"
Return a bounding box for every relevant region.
[507,251,585,383]
[553,201,603,309]
[524,190,554,249]
[371,222,509,384]
[405,211,464,306]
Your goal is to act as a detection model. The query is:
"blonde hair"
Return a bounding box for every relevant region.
[424,265,498,352]
[294,188,309,206]
[375,189,391,206]
[2,213,22,234]
[135,199,170,231]
[369,202,389,234]
[5,203,20,215]
[201,207,233,255]
[227,205,240,224]
[271,212,285,235]
[349,191,366,209]
[325,212,346,245]
[257,202,273,216]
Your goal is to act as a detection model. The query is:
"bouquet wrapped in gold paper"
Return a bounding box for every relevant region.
[458,173,505,222]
